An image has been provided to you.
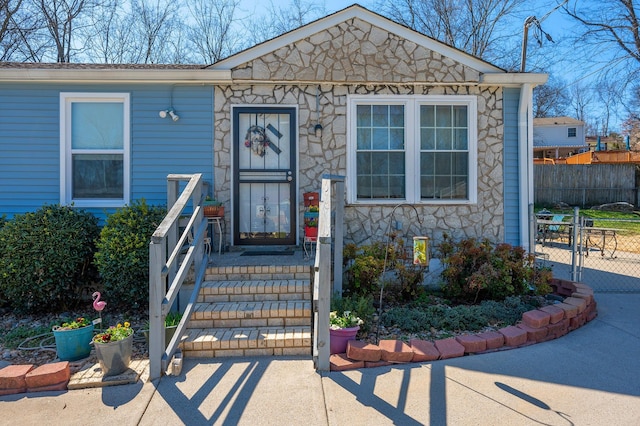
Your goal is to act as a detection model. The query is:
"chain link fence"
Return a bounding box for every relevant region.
[534,211,640,293]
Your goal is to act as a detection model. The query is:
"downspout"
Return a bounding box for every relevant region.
[518,83,534,252]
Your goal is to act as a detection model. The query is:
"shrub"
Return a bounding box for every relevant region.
[0,205,99,313]
[343,236,427,300]
[94,199,166,311]
[330,293,376,333]
[438,235,551,303]
[382,295,542,334]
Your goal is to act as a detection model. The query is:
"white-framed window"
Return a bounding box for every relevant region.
[568,127,576,138]
[60,93,130,207]
[347,95,477,204]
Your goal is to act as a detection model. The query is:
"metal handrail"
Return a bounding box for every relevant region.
[149,173,208,380]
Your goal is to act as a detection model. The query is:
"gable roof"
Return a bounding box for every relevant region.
[210,4,502,74]
[534,117,584,126]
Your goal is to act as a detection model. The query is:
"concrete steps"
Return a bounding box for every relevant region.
[182,264,313,358]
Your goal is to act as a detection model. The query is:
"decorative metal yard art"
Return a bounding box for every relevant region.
[375,204,425,344]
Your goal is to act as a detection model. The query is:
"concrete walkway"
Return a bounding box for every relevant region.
[1,293,639,425]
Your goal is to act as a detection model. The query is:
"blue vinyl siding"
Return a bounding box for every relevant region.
[503,88,521,246]
[0,83,214,220]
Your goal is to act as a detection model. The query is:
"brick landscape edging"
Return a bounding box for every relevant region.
[330,278,597,371]
[0,279,598,385]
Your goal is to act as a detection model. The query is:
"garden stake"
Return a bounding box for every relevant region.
[375,204,423,344]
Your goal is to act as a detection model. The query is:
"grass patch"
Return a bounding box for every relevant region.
[537,207,640,234]
[0,324,53,349]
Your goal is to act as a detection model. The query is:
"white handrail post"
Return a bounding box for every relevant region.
[149,237,166,381]
[315,177,333,371]
[333,178,345,296]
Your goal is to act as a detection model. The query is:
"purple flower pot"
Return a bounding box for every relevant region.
[329,326,360,354]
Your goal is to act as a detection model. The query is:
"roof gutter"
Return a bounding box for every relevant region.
[481,73,548,86]
[0,68,232,83]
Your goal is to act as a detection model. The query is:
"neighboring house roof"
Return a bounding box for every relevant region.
[533,117,584,126]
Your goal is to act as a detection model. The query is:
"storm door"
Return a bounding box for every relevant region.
[233,107,297,245]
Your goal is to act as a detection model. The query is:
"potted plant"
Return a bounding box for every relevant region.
[143,311,183,344]
[304,211,319,238]
[329,310,363,354]
[92,322,134,376]
[52,317,94,361]
[203,196,224,217]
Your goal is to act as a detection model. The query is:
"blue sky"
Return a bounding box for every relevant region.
[235,1,624,131]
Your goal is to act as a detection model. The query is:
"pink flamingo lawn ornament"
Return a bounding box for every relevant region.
[92,292,107,331]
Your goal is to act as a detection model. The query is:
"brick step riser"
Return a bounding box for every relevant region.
[190,301,311,321]
[189,317,311,328]
[198,292,310,303]
[205,265,312,283]
[182,326,313,358]
[186,347,311,358]
[186,270,313,359]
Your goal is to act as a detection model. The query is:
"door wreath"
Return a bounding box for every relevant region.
[244,125,270,157]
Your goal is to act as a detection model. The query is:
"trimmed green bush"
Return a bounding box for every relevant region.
[0,205,99,313]
[94,199,166,311]
[382,296,543,333]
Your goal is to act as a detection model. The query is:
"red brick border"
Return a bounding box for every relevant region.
[330,278,598,371]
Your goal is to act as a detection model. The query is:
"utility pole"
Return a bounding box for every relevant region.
[520,0,569,72]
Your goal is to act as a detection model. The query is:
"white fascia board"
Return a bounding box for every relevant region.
[212,5,502,74]
[0,69,232,83]
[481,73,548,86]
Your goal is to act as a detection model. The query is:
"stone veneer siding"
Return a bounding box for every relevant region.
[214,17,505,246]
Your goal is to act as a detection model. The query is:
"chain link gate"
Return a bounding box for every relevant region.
[534,207,640,292]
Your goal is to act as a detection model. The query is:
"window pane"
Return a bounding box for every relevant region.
[453,129,468,150]
[388,152,405,174]
[372,128,389,149]
[421,128,435,150]
[388,176,405,198]
[420,105,434,127]
[453,176,468,198]
[436,129,452,150]
[436,105,451,127]
[390,105,404,127]
[421,176,435,199]
[357,128,371,149]
[452,152,468,175]
[371,176,388,197]
[390,128,404,149]
[357,176,372,199]
[72,103,123,149]
[453,106,467,127]
[72,154,123,198]
[421,152,434,175]
[434,152,452,174]
[357,105,371,126]
[357,152,371,175]
[372,105,388,126]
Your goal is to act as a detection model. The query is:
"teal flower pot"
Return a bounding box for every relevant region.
[52,324,94,361]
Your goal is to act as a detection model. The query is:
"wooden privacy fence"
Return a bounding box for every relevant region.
[534,164,639,207]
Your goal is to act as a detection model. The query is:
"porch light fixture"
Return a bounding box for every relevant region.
[313,85,322,138]
[159,109,180,122]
